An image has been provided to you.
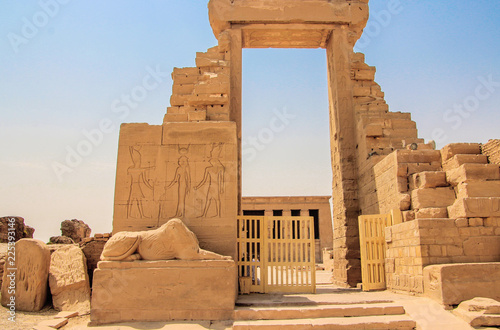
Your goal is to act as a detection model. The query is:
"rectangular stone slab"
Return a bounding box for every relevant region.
[423,263,500,307]
[90,260,237,324]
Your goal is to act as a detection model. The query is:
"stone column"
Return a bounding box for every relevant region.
[229,28,243,215]
[326,27,361,287]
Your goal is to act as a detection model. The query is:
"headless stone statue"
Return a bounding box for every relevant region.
[101,218,231,261]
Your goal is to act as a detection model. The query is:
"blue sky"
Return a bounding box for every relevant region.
[1,0,499,241]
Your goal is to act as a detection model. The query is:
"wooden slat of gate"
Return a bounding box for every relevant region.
[265,216,316,294]
[237,216,265,293]
[358,213,391,291]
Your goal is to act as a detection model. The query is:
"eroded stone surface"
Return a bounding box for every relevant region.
[0,239,50,311]
[48,245,91,313]
[61,219,91,243]
[91,259,237,324]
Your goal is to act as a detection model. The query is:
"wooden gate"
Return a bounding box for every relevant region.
[237,216,316,294]
[358,209,402,291]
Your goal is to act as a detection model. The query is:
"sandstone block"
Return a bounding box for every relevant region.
[193,80,230,94]
[0,216,34,243]
[396,150,441,164]
[207,113,230,121]
[170,94,190,106]
[415,207,448,219]
[49,245,91,313]
[463,236,500,257]
[188,110,207,122]
[172,67,199,76]
[353,68,375,81]
[49,236,75,244]
[456,181,500,199]
[187,93,228,106]
[172,83,195,95]
[441,143,482,162]
[61,219,91,244]
[482,139,500,165]
[163,113,188,123]
[443,154,488,172]
[1,239,50,311]
[409,171,447,190]
[446,163,500,185]
[407,163,442,175]
[424,263,500,306]
[453,297,500,327]
[91,260,236,324]
[448,197,500,219]
[411,187,456,209]
[81,239,106,286]
[363,124,383,137]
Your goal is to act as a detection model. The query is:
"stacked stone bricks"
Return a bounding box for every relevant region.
[380,142,500,294]
[164,38,231,123]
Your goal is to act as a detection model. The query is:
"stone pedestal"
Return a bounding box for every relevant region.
[90,260,237,324]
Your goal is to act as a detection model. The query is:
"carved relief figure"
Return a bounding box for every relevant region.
[195,143,225,218]
[166,145,191,218]
[100,218,231,261]
[127,146,155,219]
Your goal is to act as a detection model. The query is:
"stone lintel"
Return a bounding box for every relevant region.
[208,0,369,47]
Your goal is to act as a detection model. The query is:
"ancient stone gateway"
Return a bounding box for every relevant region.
[113,0,425,287]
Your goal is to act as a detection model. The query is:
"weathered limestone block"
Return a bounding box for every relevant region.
[81,239,107,284]
[415,207,448,219]
[49,245,91,313]
[102,219,230,262]
[208,0,369,46]
[463,236,500,257]
[188,110,207,122]
[91,260,236,324]
[456,181,500,200]
[448,197,500,219]
[424,263,500,307]
[411,187,456,209]
[49,236,75,244]
[1,239,50,311]
[443,154,488,172]
[441,143,482,162]
[396,150,442,164]
[482,139,500,165]
[0,216,34,243]
[409,171,447,190]
[453,297,500,328]
[164,113,188,122]
[447,163,500,186]
[61,219,91,243]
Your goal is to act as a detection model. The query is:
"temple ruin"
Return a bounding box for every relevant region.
[109,0,500,303]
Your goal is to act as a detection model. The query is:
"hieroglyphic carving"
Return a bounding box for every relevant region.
[127,146,155,219]
[165,145,191,218]
[195,143,225,218]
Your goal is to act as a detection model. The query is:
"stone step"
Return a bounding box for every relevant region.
[234,303,406,321]
[232,314,416,330]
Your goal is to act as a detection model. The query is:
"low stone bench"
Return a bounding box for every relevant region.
[90,259,236,324]
[423,262,500,307]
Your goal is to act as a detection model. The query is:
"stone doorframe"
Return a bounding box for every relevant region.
[208,0,370,286]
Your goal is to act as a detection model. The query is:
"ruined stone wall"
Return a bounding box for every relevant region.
[386,218,500,294]
[482,139,500,165]
[372,142,500,294]
[165,37,231,123]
